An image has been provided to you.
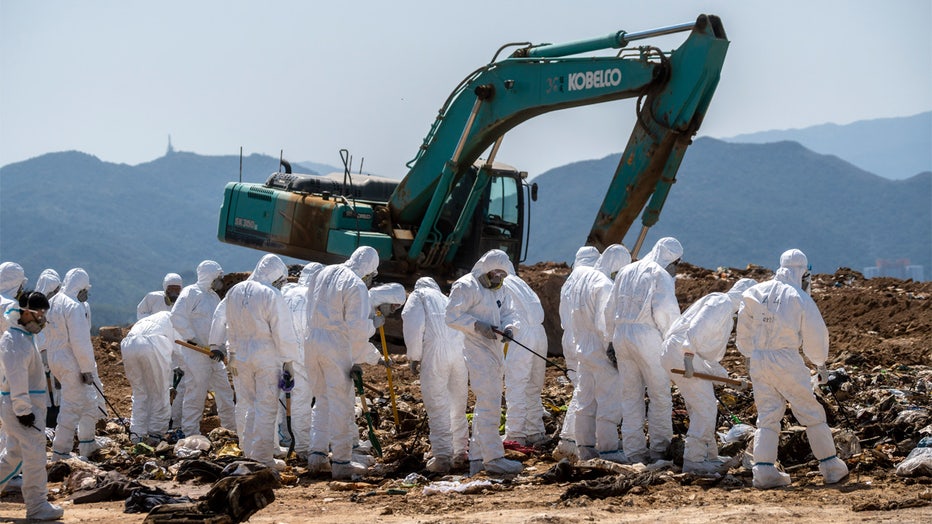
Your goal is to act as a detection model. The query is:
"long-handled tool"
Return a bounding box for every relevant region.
[671,368,748,388]
[376,312,400,428]
[493,328,574,375]
[351,367,382,457]
[176,339,236,376]
[92,380,131,435]
[278,367,297,459]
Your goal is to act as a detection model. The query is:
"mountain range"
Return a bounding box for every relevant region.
[1,114,929,328]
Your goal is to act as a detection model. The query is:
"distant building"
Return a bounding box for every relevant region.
[864,259,924,281]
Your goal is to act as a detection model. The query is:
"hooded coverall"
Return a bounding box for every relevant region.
[121,311,178,440]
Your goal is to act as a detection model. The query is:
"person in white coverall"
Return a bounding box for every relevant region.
[278,262,324,460]
[34,269,63,420]
[661,278,757,474]
[171,260,236,437]
[137,273,183,320]
[572,244,631,462]
[212,254,299,470]
[0,291,65,521]
[402,277,468,473]
[136,273,185,430]
[47,268,103,460]
[554,246,600,461]
[605,237,683,464]
[737,249,848,489]
[446,249,522,476]
[305,246,382,479]
[502,264,548,447]
[121,311,178,443]
[0,262,28,481]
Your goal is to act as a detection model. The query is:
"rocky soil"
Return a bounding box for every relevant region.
[2,262,930,523]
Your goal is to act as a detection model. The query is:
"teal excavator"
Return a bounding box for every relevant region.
[218,14,729,281]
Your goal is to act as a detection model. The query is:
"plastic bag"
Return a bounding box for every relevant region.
[719,423,755,444]
[173,435,211,458]
[895,436,932,477]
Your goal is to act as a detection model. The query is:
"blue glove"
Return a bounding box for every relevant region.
[279,370,295,392]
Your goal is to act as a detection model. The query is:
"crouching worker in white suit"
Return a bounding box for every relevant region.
[402,277,468,473]
[737,249,848,489]
[121,310,178,444]
[0,291,65,521]
[661,278,756,474]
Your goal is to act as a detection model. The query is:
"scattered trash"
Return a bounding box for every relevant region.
[422,479,494,495]
[895,436,932,477]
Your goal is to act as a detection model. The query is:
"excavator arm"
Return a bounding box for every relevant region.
[389,14,728,265]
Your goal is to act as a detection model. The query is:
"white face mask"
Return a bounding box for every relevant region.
[211,277,225,292]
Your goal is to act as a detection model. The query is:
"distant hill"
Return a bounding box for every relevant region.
[525,138,931,278]
[719,111,931,180]
[0,150,303,328]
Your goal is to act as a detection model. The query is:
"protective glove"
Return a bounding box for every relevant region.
[80,372,95,385]
[372,314,386,330]
[279,369,295,393]
[473,320,497,340]
[502,326,514,341]
[209,345,227,363]
[54,377,62,390]
[816,364,830,385]
[376,357,393,368]
[410,360,420,375]
[606,343,617,370]
[377,303,395,317]
[17,412,36,428]
[172,367,184,383]
[349,363,363,379]
[683,353,695,378]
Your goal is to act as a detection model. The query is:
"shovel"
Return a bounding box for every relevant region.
[351,367,382,457]
[376,312,400,428]
[45,371,60,428]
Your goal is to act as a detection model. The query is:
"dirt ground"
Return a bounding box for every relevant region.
[2,262,931,523]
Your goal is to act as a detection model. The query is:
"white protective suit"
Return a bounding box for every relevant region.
[402,277,468,471]
[502,268,548,445]
[137,273,183,320]
[737,249,848,488]
[121,311,178,440]
[661,278,756,472]
[171,260,236,436]
[0,262,28,457]
[218,254,300,468]
[445,249,520,475]
[605,237,682,463]
[555,246,600,458]
[305,246,381,479]
[34,269,63,417]
[0,319,64,520]
[278,262,324,459]
[46,268,102,460]
[572,244,631,461]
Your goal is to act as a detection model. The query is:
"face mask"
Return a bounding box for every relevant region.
[22,318,45,334]
[479,270,506,289]
[361,272,376,288]
[801,270,812,294]
[48,286,60,299]
[211,277,224,292]
[77,289,89,302]
[665,258,681,278]
[272,276,287,290]
[165,291,180,305]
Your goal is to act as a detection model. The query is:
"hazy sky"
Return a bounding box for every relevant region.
[2,0,930,179]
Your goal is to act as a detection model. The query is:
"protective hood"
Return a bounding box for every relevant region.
[594,244,631,277]
[196,260,223,289]
[297,262,325,286]
[344,246,379,278]
[413,276,441,293]
[369,282,407,308]
[774,267,794,285]
[35,269,61,297]
[162,273,183,290]
[61,268,90,298]
[0,262,27,298]
[573,246,600,269]
[247,254,287,285]
[642,237,683,267]
[470,249,512,279]
[779,248,808,288]
[726,277,757,308]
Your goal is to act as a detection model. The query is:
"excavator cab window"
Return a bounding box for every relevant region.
[476,173,522,262]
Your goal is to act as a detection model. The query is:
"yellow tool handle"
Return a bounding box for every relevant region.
[377,312,400,427]
[671,368,745,387]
